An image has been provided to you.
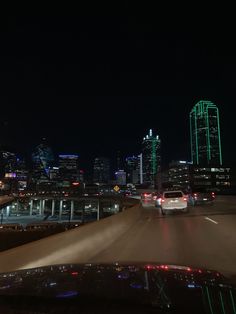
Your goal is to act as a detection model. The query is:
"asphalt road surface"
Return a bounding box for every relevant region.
[90,196,236,277]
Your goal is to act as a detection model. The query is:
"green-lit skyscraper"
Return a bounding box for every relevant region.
[190,100,222,165]
[142,129,161,186]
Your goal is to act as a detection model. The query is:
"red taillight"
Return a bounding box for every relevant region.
[161,198,165,203]
[160,265,169,270]
[194,193,197,196]
[145,264,156,270]
[183,197,187,201]
[211,192,215,198]
[71,272,78,276]
[187,267,191,272]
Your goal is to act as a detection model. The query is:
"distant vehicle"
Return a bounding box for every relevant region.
[141,192,153,200]
[159,190,188,215]
[125,191,132,196]
[190,188,215,206]
[141,192,158,201]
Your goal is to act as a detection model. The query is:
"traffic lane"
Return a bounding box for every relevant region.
[90,206,236,276]
[152,199,236,218]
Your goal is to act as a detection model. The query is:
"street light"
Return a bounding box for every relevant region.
[0,209,3,225]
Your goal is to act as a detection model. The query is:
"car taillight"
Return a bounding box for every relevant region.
[211,192,215,198]
[183,197,187,201]
[194,193,197,196]
[161,198,165,203]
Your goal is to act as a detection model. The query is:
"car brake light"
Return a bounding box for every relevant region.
[161,198,165,203]
[183,197,187,201]
[194,193,197,196]
[160,265,169,270]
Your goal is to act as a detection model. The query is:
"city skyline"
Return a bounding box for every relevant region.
[0,16,235,167]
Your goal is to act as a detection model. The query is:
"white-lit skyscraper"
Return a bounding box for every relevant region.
[142,129,161,186]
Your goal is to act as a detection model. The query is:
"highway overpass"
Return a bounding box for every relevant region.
[0,195,14,208]
[0,196,235,278]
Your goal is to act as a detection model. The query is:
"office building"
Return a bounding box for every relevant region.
[0,151,17,178]
[142,129,161,186]
[93,157,110,184]
[168,160,231,192]
[191,166,231,190]
[59,154,79,181]
[115,170,126,185]
[190,100,222,166]
[49,167,60,180]
[32,142,54,180]
[125,156,140,184]
[15,158,28,190]
[168,160,192,190]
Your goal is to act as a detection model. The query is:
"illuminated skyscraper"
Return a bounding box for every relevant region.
[32,141,54,180]
[142,129,161,186]
[190,100,222,165]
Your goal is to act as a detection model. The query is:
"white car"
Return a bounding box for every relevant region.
[159,191,188,215]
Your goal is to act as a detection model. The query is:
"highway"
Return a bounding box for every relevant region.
[0,196,235,278]
[90,196,236,277]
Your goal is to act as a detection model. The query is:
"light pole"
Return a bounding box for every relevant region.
[97,198,100,221]
[1,209,3,225]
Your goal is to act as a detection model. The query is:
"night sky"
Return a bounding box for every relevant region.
[0,15,236,173]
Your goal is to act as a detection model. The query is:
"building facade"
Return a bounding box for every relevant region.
[59,154,79,181]
[168,160,192,190]
[32,143,54,181]
[115,170,126,185]
[142,129,161,186]
[0,151,17,178]
[125,156,140,184]
[93,157,110,184]
[190,100,222,166]
[167,160,231,192]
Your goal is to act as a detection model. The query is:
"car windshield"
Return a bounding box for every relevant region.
[0,13,235,314]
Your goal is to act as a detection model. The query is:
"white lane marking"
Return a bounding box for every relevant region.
[204,217,219,224]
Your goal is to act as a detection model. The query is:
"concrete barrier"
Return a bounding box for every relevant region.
[0,203,142,273]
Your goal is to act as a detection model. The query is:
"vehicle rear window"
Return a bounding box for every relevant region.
[164,192,183,198]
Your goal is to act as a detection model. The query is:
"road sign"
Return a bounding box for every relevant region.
[113,185,120,192]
